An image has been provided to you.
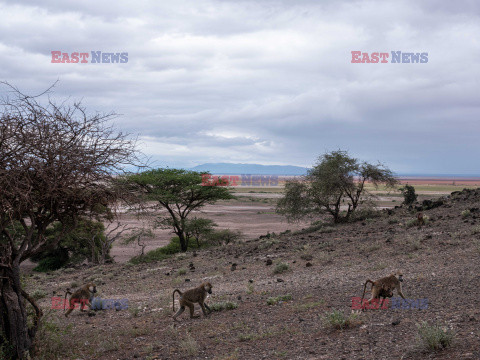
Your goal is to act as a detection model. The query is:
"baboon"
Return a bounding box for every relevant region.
[361,272,405,310]
[64,283,97,317]
[417,212,424,225]
[172,282,212,321]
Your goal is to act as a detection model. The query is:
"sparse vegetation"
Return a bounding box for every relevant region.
[406,215,429,228]
[206,229,242,246]
[210,301,238,312]
[472,225,480,235]
[35,317,75,359]
[28,289,46,302]
[267,294,292,305]
[176,268,187,276]
[273,262,289,274]
[295,300,325,311]
[179,331,199,356]
[416,321,455,350]
[322,309,362,330]
[461,209,471,218]
[129,307,141,317]
[129,236,205,264]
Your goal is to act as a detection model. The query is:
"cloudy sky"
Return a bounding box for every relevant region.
[1,0,479,175]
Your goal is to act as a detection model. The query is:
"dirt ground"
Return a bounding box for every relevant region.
[24,188,480,359]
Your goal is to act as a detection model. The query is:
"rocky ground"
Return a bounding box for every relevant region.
[26,188,480,359]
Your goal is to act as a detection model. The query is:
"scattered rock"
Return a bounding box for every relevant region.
[185,279,190,282]
[392,319,401,326]
[249,279,254,283]
[306,262,313,267]
[266,259,273,266]
[277,278,284,282]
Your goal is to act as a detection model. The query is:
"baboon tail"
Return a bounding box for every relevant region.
[361,280,374,303]
[64,289,71,312]
[172,289,182,312]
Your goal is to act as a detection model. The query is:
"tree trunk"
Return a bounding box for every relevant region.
[0,263,32,359]
[177,232,188,252]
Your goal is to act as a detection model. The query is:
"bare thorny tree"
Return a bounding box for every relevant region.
[0,82,141,359]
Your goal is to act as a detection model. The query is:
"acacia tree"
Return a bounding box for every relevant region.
[0,83,139,359]
[126,169,234,252]
[277,150,398,223]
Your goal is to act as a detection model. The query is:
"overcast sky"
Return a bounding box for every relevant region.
[1,0,479,174]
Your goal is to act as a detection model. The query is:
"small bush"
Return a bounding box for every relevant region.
[129,307,141,317]
[273,262,289,274]
[179,331,199,356]
[472,225,480,235]
[350,207,381,222]
[35,317,75,358]
[205,229,242,246]
[176,268,187,276]
[209,301,238,312]
[267,294,292,305]
[400,184,418,205]
[31,289,47,301]
[461,209,471,218]
[292,223,326,235]
[129,236,200,264]
[406,215,429,228]
[417,321,454,350]
[322,309,362,330]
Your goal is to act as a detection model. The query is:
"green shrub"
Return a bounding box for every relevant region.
[400,184,417,205]
[472,225,480,235]
[129,236,202,264]
[31,219,108,271]
[350,207,381,222]
[267,294,292,305]
[273,262,289,274]
[205,229,242,246]
[406,215,429,228]
[179,331,199,356]
[31,289,47,301]
[209,301,238,312]
[417,321,454,350]
[461,209,471,218]
[322,309,362,330]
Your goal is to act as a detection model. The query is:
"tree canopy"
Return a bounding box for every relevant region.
[277,150,398,223]
[0,82,140,359]
[126,168,235,251]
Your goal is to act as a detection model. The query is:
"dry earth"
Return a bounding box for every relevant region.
[24,188,480,360]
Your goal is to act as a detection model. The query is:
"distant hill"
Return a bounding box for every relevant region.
[190,163,308,175]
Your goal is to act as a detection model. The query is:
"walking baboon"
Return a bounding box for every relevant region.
[361,272,405,310]
[172,282,212,321]
[64,283,97,317]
